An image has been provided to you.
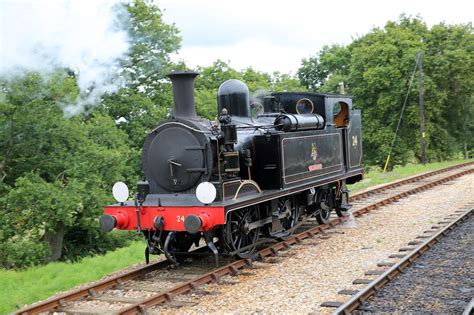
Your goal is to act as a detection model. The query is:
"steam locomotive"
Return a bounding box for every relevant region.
[100,70,363,264]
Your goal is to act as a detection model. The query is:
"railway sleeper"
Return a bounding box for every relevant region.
[338,289,359,295]
[88,295,143,304]
[365,270,384,275]
[321,301,344,308]
[60,307,117,315]
[163,300,198,308]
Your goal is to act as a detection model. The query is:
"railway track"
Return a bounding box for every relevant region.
[332,204,473,314]
[16,161,474,314]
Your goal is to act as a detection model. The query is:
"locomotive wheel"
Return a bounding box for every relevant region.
[223,206,260,258]
[279,197,300,231]
[315,189,332,225]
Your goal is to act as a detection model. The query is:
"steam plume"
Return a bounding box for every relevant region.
[0,0,130,116]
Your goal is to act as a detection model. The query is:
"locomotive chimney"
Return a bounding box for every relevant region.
[167,70,199,118]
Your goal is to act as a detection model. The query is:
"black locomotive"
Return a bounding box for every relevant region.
[100,70,363,264]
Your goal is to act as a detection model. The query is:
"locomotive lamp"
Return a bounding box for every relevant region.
[112,181,129,204]
[195,181,217,204]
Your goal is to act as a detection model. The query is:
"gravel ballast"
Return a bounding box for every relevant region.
[355,212,473,314]
[150,173,474,314]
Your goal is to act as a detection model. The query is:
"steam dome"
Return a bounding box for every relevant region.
[217,79,250,117]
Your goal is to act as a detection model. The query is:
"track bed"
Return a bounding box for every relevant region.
[15,162,474,314]
[354,212,473,314]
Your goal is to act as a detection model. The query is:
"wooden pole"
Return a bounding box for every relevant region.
[417,52,427,164]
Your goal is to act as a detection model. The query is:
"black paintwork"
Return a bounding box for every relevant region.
[345,110,363,171]
[168,71,199,118]
[218,79,251,117]
[140,73,363,214]
[274,113,325,131]
[142,118,214,193]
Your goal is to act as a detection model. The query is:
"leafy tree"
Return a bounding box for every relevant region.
[347,17,429,166]
[0,0,184,268]
[99,0,182,153]
[272,72,306,92]
[241,67,272,92]
[298,44,351,91]
[122,0,181,98]
[424,22,474,158]
[0,73,135,267]
[298,16,474,167]
[194,61,306,120]
[195,60,241,91]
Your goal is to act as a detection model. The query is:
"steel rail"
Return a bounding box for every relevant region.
[16,259,172,314]
[118,167,474,314]
[333,207,473,315]
[350,160,473,202]
[15,163,473,314]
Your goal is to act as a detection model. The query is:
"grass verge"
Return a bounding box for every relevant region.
[1,241,147,314]
[2,159,471,313]
[349,159,471,193]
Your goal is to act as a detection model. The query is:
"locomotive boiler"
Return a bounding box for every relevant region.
[100,70,363,264]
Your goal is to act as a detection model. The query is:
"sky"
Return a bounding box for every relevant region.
[156,0,474,74]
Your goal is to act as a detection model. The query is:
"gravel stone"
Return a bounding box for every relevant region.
[355,212,473,314]
[155,173,473,314]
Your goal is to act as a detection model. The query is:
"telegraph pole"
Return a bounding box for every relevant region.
[417,52,427,164]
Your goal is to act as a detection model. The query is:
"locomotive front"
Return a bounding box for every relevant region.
[100,70,261,263]
[142,71,214,195]
[100,69,364,264]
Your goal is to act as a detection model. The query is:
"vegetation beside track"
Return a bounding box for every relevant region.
[0,241,148,314]
[349,159,472,193]
[2,159,472,314]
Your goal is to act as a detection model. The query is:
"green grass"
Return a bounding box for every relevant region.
[0,241,147,314]
[349,159,471,193]
[1,159,471,314]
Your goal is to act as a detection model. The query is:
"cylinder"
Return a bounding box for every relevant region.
[274,114,325,132]
[167,70,199,118]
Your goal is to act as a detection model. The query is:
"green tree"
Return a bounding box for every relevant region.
[194,61,306,119]
[298,16,474,167]
[272,72,306,92]
[298,44,351,91]
[424,22,474,158]
[99,0,183,167]
[122,0,181,98]
[347,17,429,166]
[194,60,240,91]
[0,73,135,268]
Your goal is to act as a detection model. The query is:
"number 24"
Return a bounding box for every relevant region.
[176,215,185,222]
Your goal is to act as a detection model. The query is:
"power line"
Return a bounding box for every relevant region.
[383,55,419,172]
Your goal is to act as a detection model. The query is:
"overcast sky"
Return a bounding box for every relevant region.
[156,0,473,74]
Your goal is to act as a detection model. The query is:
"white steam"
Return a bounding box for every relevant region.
[0,0,130,116]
